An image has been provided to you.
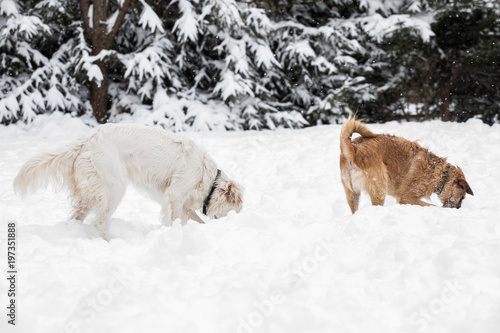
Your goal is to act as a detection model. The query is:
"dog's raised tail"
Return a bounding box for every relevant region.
[13,143,83,197]
[340,115,378,161]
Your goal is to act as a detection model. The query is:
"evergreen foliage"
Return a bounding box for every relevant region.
[0,0,498,128]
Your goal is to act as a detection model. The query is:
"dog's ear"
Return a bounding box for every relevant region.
[226,182,243,206]
[465,183,474,196]
[457,178,474,196]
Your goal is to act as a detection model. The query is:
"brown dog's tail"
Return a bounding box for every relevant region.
[340,115,378,162]
[13,142,84,197]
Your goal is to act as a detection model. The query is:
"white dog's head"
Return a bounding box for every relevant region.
[204,172,243,218]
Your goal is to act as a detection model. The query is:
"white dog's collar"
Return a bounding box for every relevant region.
[203,169,221,215]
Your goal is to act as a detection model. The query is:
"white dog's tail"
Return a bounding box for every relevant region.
[340,115,378,162]
[13,143,84,197]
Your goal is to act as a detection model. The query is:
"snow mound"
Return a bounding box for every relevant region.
[1,117,499,333]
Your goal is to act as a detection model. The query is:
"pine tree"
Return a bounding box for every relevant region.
[1,0,498,127]
[0,0,88,123]
[430,0,500,123]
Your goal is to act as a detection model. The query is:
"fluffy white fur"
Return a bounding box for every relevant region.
[13,124,243,240]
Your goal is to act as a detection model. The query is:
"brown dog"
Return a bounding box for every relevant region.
[339,116,473,213]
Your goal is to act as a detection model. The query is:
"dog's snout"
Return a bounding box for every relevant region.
[443,201,462,209]
[443,201,456,208]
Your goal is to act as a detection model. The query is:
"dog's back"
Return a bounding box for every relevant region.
[340,117,440,180]
[91,124,213,198]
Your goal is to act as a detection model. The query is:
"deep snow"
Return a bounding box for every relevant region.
[1,113,499,333]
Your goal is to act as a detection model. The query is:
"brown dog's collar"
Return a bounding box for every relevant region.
[435,165,450,195]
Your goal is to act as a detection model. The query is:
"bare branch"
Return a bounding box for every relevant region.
[106,0,133,47]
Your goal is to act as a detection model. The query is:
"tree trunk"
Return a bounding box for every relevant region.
[439,59,461,122]
[441,90,451,122]
[91,60,110,123]
[422,95,430,121]
[80,0,132,124]
[89,0,109,124]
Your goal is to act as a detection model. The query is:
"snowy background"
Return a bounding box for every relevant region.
[2,0,499,128]
[1,113,499,333]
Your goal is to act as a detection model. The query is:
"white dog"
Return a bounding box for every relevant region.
[13,124,243,240]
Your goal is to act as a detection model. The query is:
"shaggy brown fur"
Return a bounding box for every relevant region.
[340,116,473,213]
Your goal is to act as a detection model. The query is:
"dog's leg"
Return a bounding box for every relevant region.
[365,171,387,207]
[93,210,112,241]
[342,185,360,214]
[396,155,437,208]
[161,194,183,226]
[398,178,433,207]
[70,204,89,222]
[162,184,196,226]
[85,148,127,241]
[174,203,187,226]
[341,165,365,214]
[92,186,125,241]
[70,191,90,222]
[369,193,386,207]
[398,197,433,207]
[92,191,125,241]
[161,201,174,227]
[348,190,361,214]
[185,209,205,224]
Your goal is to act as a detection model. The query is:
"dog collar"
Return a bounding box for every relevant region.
[203,169,221,215]
[435,165,451,195]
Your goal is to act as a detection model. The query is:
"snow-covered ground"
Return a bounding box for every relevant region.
[1,113,499,333]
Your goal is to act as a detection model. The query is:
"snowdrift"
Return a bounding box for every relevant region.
[1,113,499,333]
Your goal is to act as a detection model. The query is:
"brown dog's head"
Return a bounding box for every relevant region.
[437,165,473,209]
[205,172,243,218]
